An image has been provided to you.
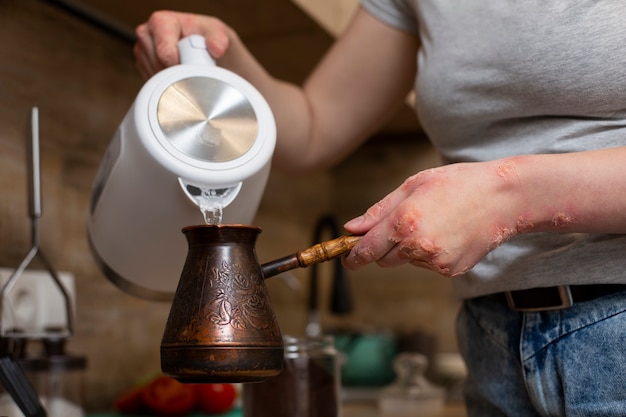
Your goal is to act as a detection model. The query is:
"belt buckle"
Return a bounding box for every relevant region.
[505,285,573,312]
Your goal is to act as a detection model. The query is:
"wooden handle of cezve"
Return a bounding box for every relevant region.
[296,235,362,268]
[260,235,362,279]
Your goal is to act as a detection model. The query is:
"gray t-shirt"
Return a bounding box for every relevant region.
[362,0,626,298]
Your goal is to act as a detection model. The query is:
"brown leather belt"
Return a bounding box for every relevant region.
[493,284,626,312]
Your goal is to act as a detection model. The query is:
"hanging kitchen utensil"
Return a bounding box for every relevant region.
[0,107,57,417]
[0,107,73,338]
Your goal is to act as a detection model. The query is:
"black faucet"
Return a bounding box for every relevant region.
[306,215,353,337]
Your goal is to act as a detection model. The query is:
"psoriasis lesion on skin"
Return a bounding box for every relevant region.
[490,225,516,250]
[495,159,518,179]
[551,212,574,228]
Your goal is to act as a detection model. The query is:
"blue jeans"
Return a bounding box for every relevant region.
[456,289,626,416]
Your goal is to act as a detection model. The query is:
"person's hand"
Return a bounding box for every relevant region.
[342,159,529,276]
[134,11,232,79]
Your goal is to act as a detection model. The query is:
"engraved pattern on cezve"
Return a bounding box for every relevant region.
[204,261,277,330]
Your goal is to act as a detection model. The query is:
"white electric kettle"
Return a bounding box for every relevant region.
[87,35,276,301]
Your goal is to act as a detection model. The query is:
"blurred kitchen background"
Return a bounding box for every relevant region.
[0,0,462,412]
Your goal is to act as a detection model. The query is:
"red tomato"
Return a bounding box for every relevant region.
[195,383,237,414]
[141,375,197,417]
[114,384,148,414]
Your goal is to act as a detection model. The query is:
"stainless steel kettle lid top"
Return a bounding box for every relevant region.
[157,76,259,163]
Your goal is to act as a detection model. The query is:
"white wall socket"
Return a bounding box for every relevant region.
[0,267,76,336]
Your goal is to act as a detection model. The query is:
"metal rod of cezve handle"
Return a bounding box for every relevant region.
[261,235,362,279]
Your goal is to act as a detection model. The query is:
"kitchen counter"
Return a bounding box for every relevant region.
[88,402,466,417]
[343,402,467,417]
[341,384,467,417]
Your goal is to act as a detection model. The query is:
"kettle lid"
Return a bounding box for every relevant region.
[157,76,259,163]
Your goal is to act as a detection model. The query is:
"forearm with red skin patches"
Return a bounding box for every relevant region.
[343,147,626,276]
[511,148,626,235]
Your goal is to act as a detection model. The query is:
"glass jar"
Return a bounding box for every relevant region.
[19,337,86,417]
[243,335,341,417]
[378,353,445,417]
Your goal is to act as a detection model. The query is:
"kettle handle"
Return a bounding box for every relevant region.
[261,235,362,279]
[178,35,216,66]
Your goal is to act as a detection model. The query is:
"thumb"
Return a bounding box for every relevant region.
[204,32,230,59]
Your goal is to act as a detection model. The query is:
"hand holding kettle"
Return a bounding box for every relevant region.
[135,12,232,77]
